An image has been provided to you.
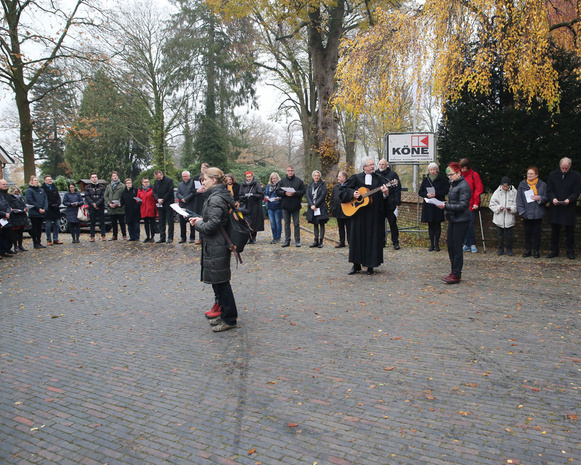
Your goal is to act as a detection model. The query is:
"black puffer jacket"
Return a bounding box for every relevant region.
[85,183,106,210]
[194,184,237,284]
[445,177,471,223]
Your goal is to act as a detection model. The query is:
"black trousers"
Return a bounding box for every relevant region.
[313,223,325,242]
[282,209,300,243]
[179,215,195,241]
[157,206,174,241]
[89,208,106,237]
[30,217,44,245]
[523,219,542,252]
[496,226,513,251]
[447,221,470,278]
[110,215,126,238]
[337,218,350,245]
[428,221,442,247]
[386,208,399,245]
[143,217,156,239]
[550,223,575,253]
[212,281,238,325]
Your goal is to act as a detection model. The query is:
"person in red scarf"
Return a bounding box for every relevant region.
[459,158,484,253]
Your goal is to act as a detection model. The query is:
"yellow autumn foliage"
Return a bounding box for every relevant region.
[334,0,578,118]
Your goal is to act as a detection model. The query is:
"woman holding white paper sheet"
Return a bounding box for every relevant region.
[306,170,329,248]
[419,163,449,251]
[516,166,547,258]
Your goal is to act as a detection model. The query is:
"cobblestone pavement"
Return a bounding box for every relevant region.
[1,233,580,465]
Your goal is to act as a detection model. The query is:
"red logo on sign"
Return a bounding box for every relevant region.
[411,135,429,148]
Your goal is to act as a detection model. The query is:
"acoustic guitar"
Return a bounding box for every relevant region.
[340,179,399,217]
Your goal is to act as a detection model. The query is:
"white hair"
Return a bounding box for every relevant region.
[311,170,321,179]
[182,170,190,176]
[427,162,439,172]
[361,157,374,169]
[560,157,572,168]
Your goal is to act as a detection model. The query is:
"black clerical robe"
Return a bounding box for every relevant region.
[339,171,389,268]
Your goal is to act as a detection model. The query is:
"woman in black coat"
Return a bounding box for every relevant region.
[437,162,471,284]
[120,178,141,241]
[306,170,329,247]
[189,168,238,333]
[7,186,30,251]
[62,182,83,243]
[419,163,449,251]
[25,175,48,249]
[330,171,350,248]
[238,171,264,244]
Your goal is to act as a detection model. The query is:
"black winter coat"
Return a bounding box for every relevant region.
[239,178,264,232]
[419,174,449,223]
[276,175,306,212]
[306,180,329,224]
[194,184,236,284]
[63,191,84,224]
[153,175,175,206]
[41,183,62,220]
[25,185,48,218]
[445,177,471,223]
[8,194,30,227]
[546,168,581,226]
[85,183,106,210]
[192,173,208,214]
[377,167,401,209]
[330,184,347,219]
[177,179,197,211]
[121,187,141,223]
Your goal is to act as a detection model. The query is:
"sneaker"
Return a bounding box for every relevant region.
[443,275,461,284]
[462,245,470,252]
[212,321,237,332]
[295,242,301,247]
[205,302,222,318]
[470,245,477,253]
[208,317,222,326]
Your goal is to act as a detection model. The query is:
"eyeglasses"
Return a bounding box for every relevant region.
[446,172,456,178]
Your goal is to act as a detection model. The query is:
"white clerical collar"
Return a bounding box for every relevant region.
[365,174,372,185]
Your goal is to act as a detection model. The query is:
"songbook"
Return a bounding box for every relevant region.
[424,198,445,206]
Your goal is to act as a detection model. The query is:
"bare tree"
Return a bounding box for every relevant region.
[0,0,103,180]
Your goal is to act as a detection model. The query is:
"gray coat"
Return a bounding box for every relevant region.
[445,177,471,223]
[516,179,547,220]
[194,184,236,284]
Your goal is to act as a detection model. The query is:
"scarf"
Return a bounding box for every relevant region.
[527,178,538,196]
[111,180,121,192]
[428,173,438,182]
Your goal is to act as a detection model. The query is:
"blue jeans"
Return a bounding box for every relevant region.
[45,218,60,241]
[268,208,282,240]
[463,211,477,247]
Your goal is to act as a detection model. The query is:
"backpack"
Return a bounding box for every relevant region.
[220,207,253,265]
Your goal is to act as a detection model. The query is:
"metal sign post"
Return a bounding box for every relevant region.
[384,132,437,235]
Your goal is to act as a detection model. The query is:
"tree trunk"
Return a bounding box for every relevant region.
[308,1,344,181]
[15,85,35,182]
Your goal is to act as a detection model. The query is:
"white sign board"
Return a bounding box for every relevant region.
[386,132,436,164]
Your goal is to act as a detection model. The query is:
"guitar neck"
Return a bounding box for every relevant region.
[361,180,396,198]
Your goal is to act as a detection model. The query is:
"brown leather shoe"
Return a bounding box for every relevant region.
[53,240,63,245]
[102,236,107,241]
[89,237,95,242]
[109,237,117,241]
[47,241,53,246]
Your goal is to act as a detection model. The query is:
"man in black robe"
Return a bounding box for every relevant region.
[339,157,390,275]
